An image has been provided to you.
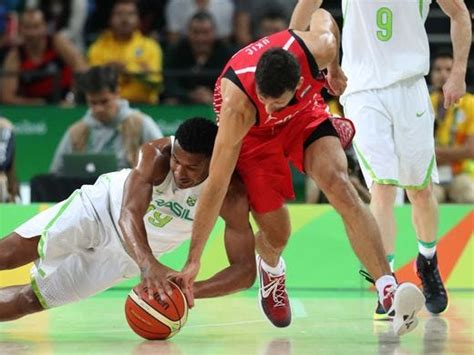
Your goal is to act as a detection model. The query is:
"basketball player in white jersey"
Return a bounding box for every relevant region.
[0,118,256,321]
[339,0,471,318]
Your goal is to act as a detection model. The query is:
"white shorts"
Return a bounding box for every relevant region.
[342,76,438,189]
[15,187,140,309]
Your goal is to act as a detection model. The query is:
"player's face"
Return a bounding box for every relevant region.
[86,89,120,123]
[170,141,210,189]
[431,57,453,90]
[257,90,296,114]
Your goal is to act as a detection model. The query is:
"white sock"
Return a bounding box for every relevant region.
[418,241,436,259]
[375,275,397,303]
[261,257,285,276]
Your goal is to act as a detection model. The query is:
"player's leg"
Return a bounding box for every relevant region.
[252,207,292,328]
[396,77,447,314]
[0,284,43,321]
[342,90,401,319]
[305,135,424,335]
[369,184,397,267]
[0,232,40,270]
[406,184,447,314]
[253,207,291,268]
[236,132,296,327]
[305,136,391,280]
[406,184,439,253]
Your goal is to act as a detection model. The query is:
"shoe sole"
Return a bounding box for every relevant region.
[392,283,425,336]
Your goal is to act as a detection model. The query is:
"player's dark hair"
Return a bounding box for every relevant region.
[255,48,301,98]
[76,66,119,94]
[175,117,217,157]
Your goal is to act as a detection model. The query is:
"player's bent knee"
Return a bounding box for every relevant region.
[317,169,351,197]
[407,185,433,204]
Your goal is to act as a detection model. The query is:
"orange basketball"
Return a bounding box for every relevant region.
[125,281,188,340]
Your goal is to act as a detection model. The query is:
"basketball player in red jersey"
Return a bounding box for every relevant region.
[177,1,425,336]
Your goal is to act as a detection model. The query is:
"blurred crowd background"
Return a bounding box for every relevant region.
[0,0,472,204]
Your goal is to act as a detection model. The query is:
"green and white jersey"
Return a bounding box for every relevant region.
[340,0,431,101]
[105,137,205,257]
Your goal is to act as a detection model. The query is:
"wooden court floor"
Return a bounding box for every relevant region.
[0,290,472,355]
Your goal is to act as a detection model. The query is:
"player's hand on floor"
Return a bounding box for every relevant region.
[174,260,201,308]
[140,259,177,302]
[443,74,466,108]
[326,66,348,96]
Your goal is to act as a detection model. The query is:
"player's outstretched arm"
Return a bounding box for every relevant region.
[179,86,255,306]
[289,0,323,31]
[437,0,472,108]
[193,176,256,298]
[119,140,175,301]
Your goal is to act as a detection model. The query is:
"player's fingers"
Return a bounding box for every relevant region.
[146,279,154,300]
[156,281,167,301]
[164,280,173,297]
[184,285,195,308]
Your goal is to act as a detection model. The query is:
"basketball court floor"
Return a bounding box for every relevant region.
[0,289,472,355]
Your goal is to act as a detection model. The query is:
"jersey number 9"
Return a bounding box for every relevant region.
[376,7,393,41]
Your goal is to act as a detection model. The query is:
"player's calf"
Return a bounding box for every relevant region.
[0,284,43,321]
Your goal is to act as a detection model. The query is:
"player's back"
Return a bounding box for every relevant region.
[341,0,431,100]
[214,30,326,131]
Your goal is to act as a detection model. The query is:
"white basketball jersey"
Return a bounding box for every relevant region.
[103,137,205,257]
[340,0,431,101]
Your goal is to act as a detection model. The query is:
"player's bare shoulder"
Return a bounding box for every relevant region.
[220,77,256,121]
[137,137,172,185]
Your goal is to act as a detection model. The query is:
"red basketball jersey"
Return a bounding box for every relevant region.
[213,30,327,131]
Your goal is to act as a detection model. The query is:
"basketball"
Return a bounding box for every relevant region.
[125,281,188,340]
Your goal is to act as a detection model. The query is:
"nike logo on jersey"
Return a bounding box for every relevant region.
[416,110,426,117]
[261,279,279,298]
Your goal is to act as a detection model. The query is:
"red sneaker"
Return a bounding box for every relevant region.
[257,255,291,327]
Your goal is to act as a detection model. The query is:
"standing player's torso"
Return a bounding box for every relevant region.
[214,30,326,131]
[341,0,431,97]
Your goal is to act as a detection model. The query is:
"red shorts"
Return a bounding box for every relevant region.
[236,109,355,213]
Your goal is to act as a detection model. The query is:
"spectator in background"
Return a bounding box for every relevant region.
[164,11,233,105]
[165,0,234,45]
[255,9,288,39]
[0,117,19,203]
[234,0,296,46]
[137,0,168,43]
[50,66,163,175]
[25,0,88,51]
[88,0,163,104]
[0,8,87,105]
[430,52,474,203]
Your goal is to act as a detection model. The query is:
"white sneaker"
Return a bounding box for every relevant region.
[388,283,425,336]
